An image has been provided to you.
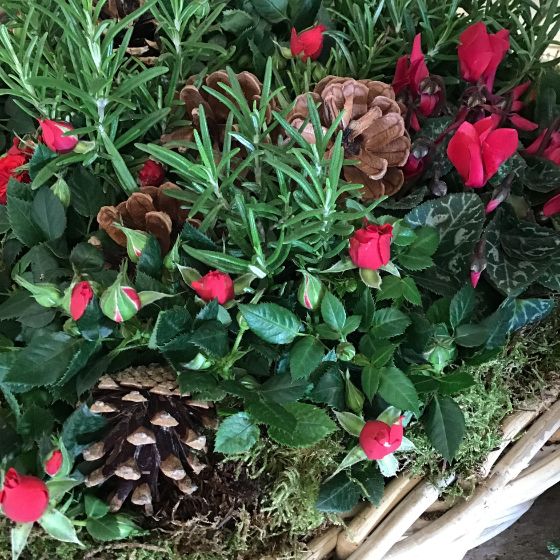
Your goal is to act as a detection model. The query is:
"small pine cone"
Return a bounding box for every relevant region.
[83,364,215,515]
[288,76,411,200]
[97,183,187,254]
[161,70,274,146]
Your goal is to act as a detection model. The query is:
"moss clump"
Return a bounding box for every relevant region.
[407,307,560,492]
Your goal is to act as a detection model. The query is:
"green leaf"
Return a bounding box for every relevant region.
[268,403,337,447]
[85,514,143,542]
[454,323,490,347]
[38,509,83,545]
[246,399,297,432]
[84,496,110,519]
[334,410,365,437]
[290,0,322,28]
[5,332,78,390]
[70,243,104,272]
[11,523,32,560]
[321,291,346,332]
[450,284,476,329]
[377,453,399,477]
[438,371,476,395]
[376,276,404,302]
[310,366,345,409]
[406,193,484,287]
[31,187,66,240]
[183,245,250,274]
[353,463,385,506]
[355,288,375,330]
[378,367,420,415]
[422,396,465,461]
[289,336,324,379]
[46,478,81,500]
[221,9,254,32]
[61,405,107,457]
[149,307,191,349]
[18,405,55,441]
[361,365,381,401]
[239,303,302,344]
[370,308,411,339]
[190,321,229,357]
[7,190,43,246]
[401,277,422,306]
[259,373,309,404]
[68,167,110,217]
[28,144,57,181]
[398,253,434,271]
[316,473,361,513]
[251,0,288,23]
[507,298,555,333]
[215,412,260,454]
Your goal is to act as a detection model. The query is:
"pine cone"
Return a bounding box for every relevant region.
[161,71,269,146]
[97,182,187,254]
[99,0,159,65]
[83,365,216,515]
[288,76,411,199]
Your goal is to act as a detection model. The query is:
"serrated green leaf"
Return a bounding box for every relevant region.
[422,395,465,461]
[84,496,110,519]
[246,399,297,431]
[321,291,346,332]
[334,410,365,436]
[85,514,143,542]
[450,284,476,329]
[251,0,288,23]
[438,371,476,395]
[289,336,324,380]
[378,367,420,415]
[190,321,229,357]
[316,473,361,513]
[215,412,260,454]
[268,402,336,447]
[31,187,66,240]
[401,277,422,306]
[259,373,309,404]
[7,190,43,246]
[361,364,381,401]
[370,308,411,339]
[239,303,302,344]
[310,366,345,409]
[353,463,384,506]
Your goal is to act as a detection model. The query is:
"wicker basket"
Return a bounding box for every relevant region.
[303,384,560,560]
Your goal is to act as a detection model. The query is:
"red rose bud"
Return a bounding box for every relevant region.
[359,418,404,460]
[191,270,234,305]
[290,24,326,61]
[349,223,393,271]
[458,23,509,91]
[138,160,165,187]
[44,450,63,476]
[70,281,94,321]
[297,271,324,310]
[100,272,141,323]
[543,192,560,218]
[0,468,49,523]
[447,116,518,188]
[39,120,78,154]
[114,225,150,263]
[0,152,28,205]
[470,239,487,289]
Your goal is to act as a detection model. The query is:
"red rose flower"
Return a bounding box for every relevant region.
[70,281,94,321]
[44,450,63,476]
[0,152,28,204]
[0,468,49,523]
[290,24,326,62]
[359,418,404,460]
[39,119,78,154]
[349,223,393,270]
[138,160,165,187]
[458,23,509,92]
[447,115,518,188]
[525,129,560,166]
[543,192,560,218]
[191,270,234,305]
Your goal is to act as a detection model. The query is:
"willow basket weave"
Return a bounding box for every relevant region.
[302,383,560,560]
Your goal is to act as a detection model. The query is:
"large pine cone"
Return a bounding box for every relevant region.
[97,183,187,254]
[161,70,268,146]
[288,76,411,199]
[83,365,215,515]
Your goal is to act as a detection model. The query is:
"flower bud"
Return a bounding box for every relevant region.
[114,225,150,263]
[470,238,487,288]
[430,179,448,197]
[44,450,63,476]
[138,160,165,187]
[485,182,511,214]
[100,271,142,323]
[297,271,324,310]
[50,176,71,207]
[15,275,62,308]
[337,342,356,362]
[344,371,364,414]
[0,468,49,523]
[39,119,78,154]
[70,281,94,321]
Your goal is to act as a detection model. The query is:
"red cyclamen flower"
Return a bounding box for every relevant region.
[44,450,63,476]
[458,22,509,92]
[543,193,560,218]
[359,418,404,460]
[39,120,78,154]
[0,468,49,523]
[138,160,165,187]
[70,281,94,321]
[192,271,234,305]
[290,25,326,61]
[525,129,560,166]
[447,115,518,188]
[349,223,393,270]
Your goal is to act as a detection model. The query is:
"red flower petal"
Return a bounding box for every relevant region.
[543,193,560,217]
[481,128,518,181]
